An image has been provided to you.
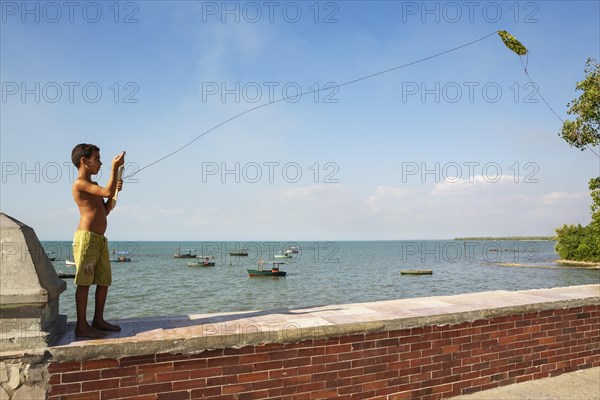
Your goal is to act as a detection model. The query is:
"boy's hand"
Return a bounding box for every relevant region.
[112,151,126,168]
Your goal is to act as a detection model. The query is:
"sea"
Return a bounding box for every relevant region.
[44,240,600,322]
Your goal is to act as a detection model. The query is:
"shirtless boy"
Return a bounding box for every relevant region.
[71,144,125,338]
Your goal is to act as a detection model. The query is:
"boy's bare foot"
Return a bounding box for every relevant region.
[75,325,107,339]
[92,319,121,331]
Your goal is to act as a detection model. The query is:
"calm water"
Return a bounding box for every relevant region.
[44,240,600,321]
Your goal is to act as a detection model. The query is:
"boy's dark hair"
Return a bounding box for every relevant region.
[72,143,100,168]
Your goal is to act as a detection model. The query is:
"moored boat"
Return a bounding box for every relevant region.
[111,250,131,262]
[400,270,433,275]
[188,256,216,267]
[173,247,198,258]
[248,259,286,277]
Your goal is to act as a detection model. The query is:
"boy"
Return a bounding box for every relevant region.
[71,143,125,338]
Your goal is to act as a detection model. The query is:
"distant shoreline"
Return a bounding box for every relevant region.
[454,236,555,241]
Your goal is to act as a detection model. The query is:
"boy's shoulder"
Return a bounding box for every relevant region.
[73,178,99,190]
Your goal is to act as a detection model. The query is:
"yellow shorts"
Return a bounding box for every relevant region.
[72,231,112,286]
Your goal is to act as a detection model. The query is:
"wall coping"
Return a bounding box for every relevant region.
[7,284,599,362]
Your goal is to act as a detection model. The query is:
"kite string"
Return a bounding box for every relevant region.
[124,31,499,179]
[518,56,600,159]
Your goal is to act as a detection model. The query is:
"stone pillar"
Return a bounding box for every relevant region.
[0,213,66,351]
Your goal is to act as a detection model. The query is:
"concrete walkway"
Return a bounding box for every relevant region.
[451,367,600,399]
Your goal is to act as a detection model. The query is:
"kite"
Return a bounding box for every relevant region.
[498,30,528,56]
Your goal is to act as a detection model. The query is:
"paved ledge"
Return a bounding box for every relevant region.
[47,284,600,362]
[450,366,600,399]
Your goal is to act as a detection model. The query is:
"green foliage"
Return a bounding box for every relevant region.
[555,59,600,262]
[559,58,600,150]
[555,223,600,262]
[590,176,600,227]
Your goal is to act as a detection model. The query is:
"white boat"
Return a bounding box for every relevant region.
[188,256,216,267]
[285,246,299,254]
[274,252,292,259]
[65,260,76,266]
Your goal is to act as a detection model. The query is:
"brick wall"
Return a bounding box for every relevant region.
[47,304,600,400]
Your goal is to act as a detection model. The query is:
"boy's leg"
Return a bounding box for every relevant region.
[92,285,121,331]
[75,285,105,338]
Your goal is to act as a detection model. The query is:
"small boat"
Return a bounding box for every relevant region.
[229,250,249,256]
[65,260,76,266]
[111,250,131,262]
[285,246,299,254]
[173,247,197,258]
[400,270,433,275]
[248,259,286,277]
[58,271,75,279]
[45,251,57,261]
[274,251,292,259]
[188,256,216,267]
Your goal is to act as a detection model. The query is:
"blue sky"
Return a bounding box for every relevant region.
[1,0,599,240]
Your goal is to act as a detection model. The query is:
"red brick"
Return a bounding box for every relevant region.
[120,374,155,387]
[252,360,284,372]
[222,364,254,375]
[48,383,82,396]
[312,371,338,383]
[269,367,299,379]
[62,370,101,383]
[283,357,312,368]
[190,386,222,398]
[120,354,156,367]
[222,383,253,394]
[267,349,299,361]
[337,348,362,361]
[156,370,191,383]
[351,341,376,351]
[81,359,119,370]
[238,390,271,400]
[295,381,326,393]
[172,378,207,391]
[297,346,326,357]
[252,377,285,390]
[239,371,269,383]
[362,363,388,375]
[326,343,352,354]
[48,362,82,373]
[81,378,120,392]
[100,366,137,379]
[281,374,312,386]
[138,362,174,374]
[206,355,240,368]
[156,391,190,400]
[239,352,270,364]
[173,359,208,371]
[339,334,366,344]
[324,361,352,372]
[138,382,173,395]
[187,366,222,379]
[206,374,238,386]
[100,386,139,400]
[57,392,101,400]
[337,366,365,379]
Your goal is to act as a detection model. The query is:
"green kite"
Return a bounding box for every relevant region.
[498,30,528,56]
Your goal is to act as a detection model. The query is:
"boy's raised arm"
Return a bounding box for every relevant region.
[74,152,125,198]
[104,152,126,199]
